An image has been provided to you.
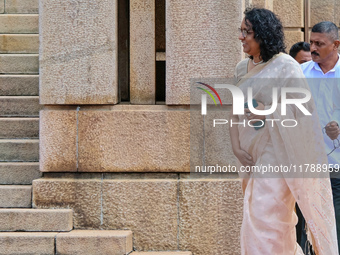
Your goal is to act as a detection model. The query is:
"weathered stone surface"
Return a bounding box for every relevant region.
[0,0,4,13]
[0,185,32,208]
[5,0,39,13]
[56,230,133,255]
[0,162,41,184]
[39,0,118,104]
[0,118,39,138]
[190,107,237,175]
[310,0,339,26]
[285,30,304,53]
[0,96,40,116]
[179,179,243,255]
[131,253,192,255]
[0,54,38,73]
[273,0,303,27]
[0,14,38,33]
[0,34,39,53]
[78,105,189,172]
[0,209,73,231]
[102,179,178,251]
[40,110,77,172]
[33,178,101,228]
[0,232,57,255]
[0,75,39,96]
[130,0,155,104]
[166,0,243,104]
[0,139,39,162]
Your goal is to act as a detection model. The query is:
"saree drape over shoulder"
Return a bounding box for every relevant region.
[234,53,338,255]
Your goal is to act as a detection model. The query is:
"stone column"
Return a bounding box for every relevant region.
[166,0,243,105]
[130,0,156,104]
[39,0,118,104]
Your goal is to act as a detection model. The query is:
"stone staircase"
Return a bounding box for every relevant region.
[0,2,192,255]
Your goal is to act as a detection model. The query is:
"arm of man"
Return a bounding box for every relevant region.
[325,82,340,140]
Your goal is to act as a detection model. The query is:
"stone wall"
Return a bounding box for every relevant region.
[36,0,340,254]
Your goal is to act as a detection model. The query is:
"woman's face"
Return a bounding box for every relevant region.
[239,18,261,57]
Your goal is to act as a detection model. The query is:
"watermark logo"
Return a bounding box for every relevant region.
[197,83,312,116]
[196,82,222,115]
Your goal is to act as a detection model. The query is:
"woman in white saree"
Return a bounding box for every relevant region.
[231,7,338,255]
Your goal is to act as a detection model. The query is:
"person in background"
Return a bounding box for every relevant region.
[289,42,312,64]
[289,41,312,64]
[301,21,340,254]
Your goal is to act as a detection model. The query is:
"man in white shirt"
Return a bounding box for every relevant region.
[301,21,340,253]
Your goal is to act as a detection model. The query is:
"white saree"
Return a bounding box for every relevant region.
[234,53,338,255]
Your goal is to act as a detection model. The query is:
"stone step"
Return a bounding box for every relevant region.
[0,209,73,231]
[0,14,39,34]
[0,162,42,185]
[0,230,132,255]
[0,118,39,138]
[131,253,192,255]
[0,162,41,184]
[0,139,39,162]
[0,54,39,74]
[0,96,40,116]
[56,230,133,255]
[4,0,39,14]
[0,75,39,96]
[0,185,31,208]
[0,34,39,53]
[0,232,57,255]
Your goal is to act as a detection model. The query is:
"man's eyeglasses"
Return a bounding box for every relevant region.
[238,28,254,37]
[322,127,340,155]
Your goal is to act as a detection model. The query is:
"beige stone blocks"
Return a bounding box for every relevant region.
[40,106,190,172]
[0,209,73,231]
[166,0,243,104]
[0,54,38,74]
[130,0,155,104]
[179,178,243,255]
[0,96,40,116]
[78,105,190,172]
[0,0,4,13]
[33,176,243,254]
[33,178,102,228]
[0,75,39,95]
[0,35,39,53]
[40,110,77,172]
[310,0,339,26]
[0,232,57,255]
[0,185,32,208]
[5,0,39,14]
[285,30,304,53]
[0,139,39,162]
[39,0,118,104]
[273,0,303,27]
[0,14,38,33]
[0,162,41,184]
[102,179,178,250]
[0,118,39,138]
[56,230,133,255]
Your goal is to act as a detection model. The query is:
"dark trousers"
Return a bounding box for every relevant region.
[331,177,340,254]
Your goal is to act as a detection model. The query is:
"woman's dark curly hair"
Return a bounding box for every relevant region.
[244,7,286,62]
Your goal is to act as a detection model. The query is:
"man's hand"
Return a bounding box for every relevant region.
[325,121,340,140]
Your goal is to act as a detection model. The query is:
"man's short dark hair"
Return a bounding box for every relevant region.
[289,42,310,59]
[312,21,339,41]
